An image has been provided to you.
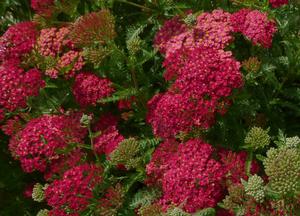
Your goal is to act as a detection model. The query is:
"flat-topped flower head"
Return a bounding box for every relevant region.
[0,22,37,61]
[9,113,86,173]
[45,164,103,215]
[72,72,114,107]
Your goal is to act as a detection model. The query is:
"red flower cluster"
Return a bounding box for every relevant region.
[231,9,277,48]
[9,113,86,173]
[93,113,124,156]
[0,22,38,61]
[45,164,103,216]
[31,0,54,16]
[148,47,242,138]
[154,16,188,54]
[72,72,114,107]
[0,59,45,111]
[157,139,225,213]
[38,27,84,78]
[146,139,179,185]
[164,10,233,57]
[1,116,23,136]
[269,0,288,8]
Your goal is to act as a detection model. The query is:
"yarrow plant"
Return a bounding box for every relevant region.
[0,0,299,215]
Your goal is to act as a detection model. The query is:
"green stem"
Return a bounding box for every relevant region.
[88,124,100,162]
[246,151,253,176]
[115,0,152,11]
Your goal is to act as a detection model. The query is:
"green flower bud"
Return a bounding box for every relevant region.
[32,183,48,202]
[36,209,49,216]
[244,175,265,203]
[245,127,270,150]
[263,147,300,196]
[127,37,142,54]
[110,138,142,169]
[138,204,163,216]
[80,114,92,126]
[183,14,197,26]
[165,207,190,216]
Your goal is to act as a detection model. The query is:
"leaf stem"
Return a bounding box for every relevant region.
[115,0,152,12]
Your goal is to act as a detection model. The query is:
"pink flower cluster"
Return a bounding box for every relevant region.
[45,164,103,216]
[38,27,84,78]
[153,16,188,54]
[57,50,84,78]
[148,10,245,138]
[0,59,45,111]
[147,47,242,138]
[269,0,288,8]
[231,9,277,48]
[9,113,86,173]
[0,22,38,61]
[31,0,54,16]
[154,10,233,58]
[165,10,233,58]
[37,27,72,57]
[93,114,124,156]
[72,72,114,107]
[147,139,225,213]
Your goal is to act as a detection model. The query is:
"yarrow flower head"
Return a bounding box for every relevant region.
[72,72,114,107]
[45,164,103,216]
[0,60,45,111]
[244,127,270,150]
[31,0,54,16]
[242,56,261,73]
[269,0,288,8]
[110,138,142,169]
[285,136,300,149]
[263,147,300,196]
[36,209,49,216]
[146,139,179,185]
[243,175,265,203]
[154,16,188,54]
[158,139,225,213]
[148,46,242,138]
[1,116,23,136]
[163,10,234,58]
[231,9,277,48]
[37,27,72,57]
[0,22,38,61]
[70,9,116,46]
[32,183,48,202]
[9,113,87,173]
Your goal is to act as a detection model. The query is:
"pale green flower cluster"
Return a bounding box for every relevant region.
[244,174,265,203]
[110,138,142,169]
[285,136,300,149]
[36,209,49,216]
[32,183,48,202]
[263,147,300,196]
[245,127,270,150]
